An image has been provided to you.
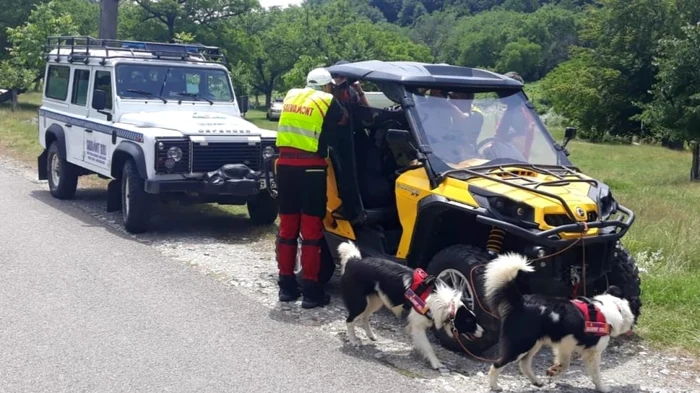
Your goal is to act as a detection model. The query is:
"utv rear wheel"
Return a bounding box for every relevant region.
[426,245,500,355]
[247,192,279,225]
[47,142,79,200]
[121,159,151,234]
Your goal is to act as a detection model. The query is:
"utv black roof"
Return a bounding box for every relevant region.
[326,60,523,89]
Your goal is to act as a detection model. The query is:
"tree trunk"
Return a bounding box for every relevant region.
[691,142,700,181]
[167,17,176,42]
[99,0,120,40]
[10,89,18,112]
[265,91,272,109]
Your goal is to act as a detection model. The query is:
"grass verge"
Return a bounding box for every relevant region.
[2,93,698,355]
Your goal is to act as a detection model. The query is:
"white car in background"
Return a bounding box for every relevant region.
[267,98,283,120]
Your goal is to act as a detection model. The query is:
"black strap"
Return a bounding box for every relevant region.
[576,296,598,321]
[414,275,436,298]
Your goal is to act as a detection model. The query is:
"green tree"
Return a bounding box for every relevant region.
[641,24,700,178]
[6,1,80,80]
[0,0,47,59]
[0,60,35,111]
[542,0,676,140]
[495,38,542,80]
[133,0,258,40]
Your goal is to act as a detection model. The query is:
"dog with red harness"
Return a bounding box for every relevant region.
[337,241,484,371]
[483,252,641,392]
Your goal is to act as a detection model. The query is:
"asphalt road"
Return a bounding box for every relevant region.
[0,166,433,392]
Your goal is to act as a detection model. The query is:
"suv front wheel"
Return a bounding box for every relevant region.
[47,142,79,199]
[247,192,279,225]
[121,159,151,233]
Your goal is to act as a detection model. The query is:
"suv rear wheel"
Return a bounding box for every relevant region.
[121,159,151,234]
[47,142,79,199]
[426,245,500,355]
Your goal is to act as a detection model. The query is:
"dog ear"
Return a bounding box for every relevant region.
[604,285,623,298]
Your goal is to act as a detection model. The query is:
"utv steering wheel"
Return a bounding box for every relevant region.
[476,137,511,154]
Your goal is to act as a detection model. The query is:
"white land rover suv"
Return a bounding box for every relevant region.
[37,36,279,233]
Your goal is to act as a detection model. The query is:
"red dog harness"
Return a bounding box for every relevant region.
[572,297,611,336]
[404,268,436,318]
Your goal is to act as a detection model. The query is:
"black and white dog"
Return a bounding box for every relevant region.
[484,252,641,392]
[337,241,484,371]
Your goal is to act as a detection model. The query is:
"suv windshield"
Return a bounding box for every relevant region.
[408,87,563,172]
[116,64,234,102]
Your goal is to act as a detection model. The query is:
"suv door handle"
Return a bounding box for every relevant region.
[85,129,93,133]
[64,123,72,128]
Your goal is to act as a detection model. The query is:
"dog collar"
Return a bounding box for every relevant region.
[404,268,436,318]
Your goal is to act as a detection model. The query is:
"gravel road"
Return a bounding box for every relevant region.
[1,154,698,393]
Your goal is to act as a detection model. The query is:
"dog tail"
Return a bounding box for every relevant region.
[338,241,362,275]
[484,252,534,317]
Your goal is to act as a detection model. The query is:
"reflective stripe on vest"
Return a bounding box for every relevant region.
[276,87,333,153]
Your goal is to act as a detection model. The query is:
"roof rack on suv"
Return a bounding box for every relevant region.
[44,35,227,66]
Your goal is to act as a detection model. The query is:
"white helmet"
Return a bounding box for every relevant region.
[306,68,333,90]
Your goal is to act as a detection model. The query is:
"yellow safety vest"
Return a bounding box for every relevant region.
[276,87,333,153]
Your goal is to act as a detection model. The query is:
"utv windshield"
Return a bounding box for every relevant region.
[115,64,234,102]
[408,87,563,172]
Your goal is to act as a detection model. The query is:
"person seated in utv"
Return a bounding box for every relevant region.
[481,93,536,163]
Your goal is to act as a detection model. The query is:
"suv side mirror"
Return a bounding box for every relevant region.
[92,89,106,110]
[239,95,249,115]
[562,126,577,148]
[92,89,112,121]
[386,128,410,144]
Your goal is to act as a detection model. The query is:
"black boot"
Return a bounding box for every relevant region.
[301,279,330,309]
[278,274,301,302]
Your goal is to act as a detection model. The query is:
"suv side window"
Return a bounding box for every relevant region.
[71,69,91,106]
[45,65,70,101]
[93,71,113,110]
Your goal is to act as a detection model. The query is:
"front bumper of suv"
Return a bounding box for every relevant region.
[145,177,262,197]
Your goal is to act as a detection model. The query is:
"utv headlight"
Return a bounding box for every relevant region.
[167,146,183,162]
[263,145,275,159]
[487,196,536,224]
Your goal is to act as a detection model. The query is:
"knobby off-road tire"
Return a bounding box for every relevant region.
[247,192,279,225]
[47,142,79,200]
[606,247,642,305]
[121,159,151,234]
[426,245,500,355]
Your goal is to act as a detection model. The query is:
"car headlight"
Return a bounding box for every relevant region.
[167,146,183,162]
[263,146,275,159]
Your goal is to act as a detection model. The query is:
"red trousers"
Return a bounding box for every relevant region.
[275,148,327,282]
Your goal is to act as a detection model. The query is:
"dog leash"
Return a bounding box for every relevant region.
[454,223,590,363]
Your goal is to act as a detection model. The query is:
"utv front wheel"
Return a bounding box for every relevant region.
[247,192,279,225]
[121,159,151,234]
[606,247,642,301]
[426,245,500,355]
[47,142,79,199]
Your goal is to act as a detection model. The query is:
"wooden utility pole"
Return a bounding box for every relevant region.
[99,0,120,40]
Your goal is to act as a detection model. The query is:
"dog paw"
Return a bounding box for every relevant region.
[437,366,450,376]
[596,385,611,393]
[546,364,562,377]
[367,333,378,341]
[532,379,544,388]
[348,338,361,347]
[489,385,503,392]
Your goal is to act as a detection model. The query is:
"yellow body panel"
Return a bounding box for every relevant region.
[323,158,598,258]
[323,158,356,240]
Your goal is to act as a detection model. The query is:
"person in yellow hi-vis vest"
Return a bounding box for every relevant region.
[275,68,347,309]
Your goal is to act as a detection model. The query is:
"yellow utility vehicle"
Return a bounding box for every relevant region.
[266,61,641,355]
